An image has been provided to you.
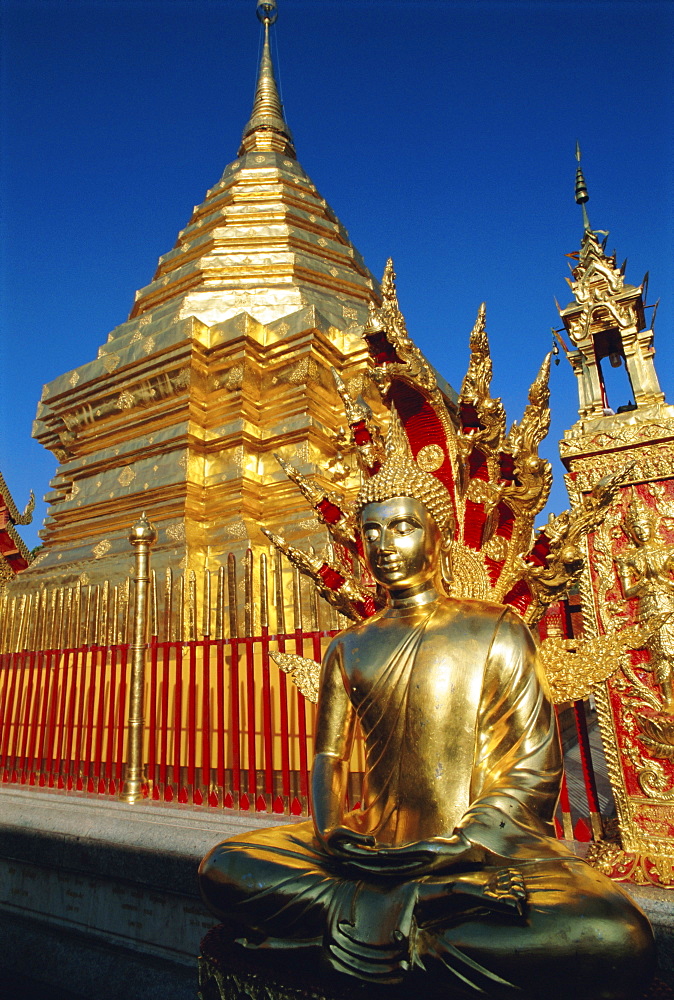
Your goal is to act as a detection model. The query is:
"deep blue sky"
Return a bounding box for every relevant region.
[1,0,673,550]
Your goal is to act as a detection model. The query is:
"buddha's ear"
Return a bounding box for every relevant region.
[440,526,453,552]
[440,546,453,590]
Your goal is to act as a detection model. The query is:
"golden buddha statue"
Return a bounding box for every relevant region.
[199,262,655,997]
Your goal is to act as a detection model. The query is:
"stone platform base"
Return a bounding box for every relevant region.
[198,925,674,1000]
[198,925,395,1000]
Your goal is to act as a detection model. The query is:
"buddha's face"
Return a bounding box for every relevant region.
[359,496,442,592]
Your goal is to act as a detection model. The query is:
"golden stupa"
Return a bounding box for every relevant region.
[17,9,380,595]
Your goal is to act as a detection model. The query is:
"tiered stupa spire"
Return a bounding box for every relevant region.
[18,2,380,594]
[240,2,295,157]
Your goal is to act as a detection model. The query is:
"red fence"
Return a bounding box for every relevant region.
[0,628,607,837]
[0,630,348,816]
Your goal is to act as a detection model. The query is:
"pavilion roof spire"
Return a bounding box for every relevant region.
[574,141,592,234]
[239,1,296,158]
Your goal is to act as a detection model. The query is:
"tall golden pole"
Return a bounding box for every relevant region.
[120,513,157,804]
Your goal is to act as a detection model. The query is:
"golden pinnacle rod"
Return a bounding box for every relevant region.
[120,515,157,804]
[215,566,225,640]
[227,553,239,639]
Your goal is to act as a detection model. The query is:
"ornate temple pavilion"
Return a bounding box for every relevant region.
[0,470,34,591]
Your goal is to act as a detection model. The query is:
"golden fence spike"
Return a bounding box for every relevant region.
[165,567,173,643]
[150,569,158,640]
[16,594,28,652]
[215,566,225,640]
[92,585,100,647]
[244,549,253,638]
[188,569,197,641]
[227,553,239,639]
[3,595,11,653]
[8,594,17,652]
[31,591,40,651]
[46,590,55,651]
[274,547,286,636]
[326,543,340,631]
[20,593,29,651]
[101,580,110,647]
[30,590,41,652]
[126,579,134,646]
[25,592,36,652]
[6,595,14,652]
[27,593,35,650]
[33,591,41,649]
[178,573,185,642]
[292,566,302,632]
[53,589,61,650]
[260,552,269,631]
[82,586,91,647]
[202,567,211,637]
[73,581,82,649]
[308,545,319,631]
[8,595,17,653]
[0,591,10,652]
[64,587,73,649]
[112,585,120,645]
[54,589,65,651]
[120,577,130,645]
[58,587,67,650]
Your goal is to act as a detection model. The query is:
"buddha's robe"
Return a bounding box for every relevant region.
[199,598,654,998]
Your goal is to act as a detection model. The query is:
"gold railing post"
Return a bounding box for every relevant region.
[120,513,157,803]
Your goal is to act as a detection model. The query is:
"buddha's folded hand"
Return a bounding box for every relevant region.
[324,829,484,877]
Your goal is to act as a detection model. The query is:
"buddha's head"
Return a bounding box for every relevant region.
[356,454,454,594]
